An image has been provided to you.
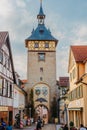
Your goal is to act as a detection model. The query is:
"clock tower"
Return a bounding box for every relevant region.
[25,0,58,122]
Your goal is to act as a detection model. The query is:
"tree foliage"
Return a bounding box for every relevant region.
[51,97,57,118]
[29,89,34,117]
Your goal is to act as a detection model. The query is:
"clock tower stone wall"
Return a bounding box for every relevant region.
[27,50,57,103]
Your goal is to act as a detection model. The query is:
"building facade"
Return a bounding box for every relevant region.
[0,32,16,123]
[13,73,27,124]
[25,1,58,122]
[68,45,87,127]
[58,77,69,124]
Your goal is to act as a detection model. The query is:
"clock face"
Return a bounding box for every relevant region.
[35,86,48,96]
[35,88,41,96]
[42,87,48,96]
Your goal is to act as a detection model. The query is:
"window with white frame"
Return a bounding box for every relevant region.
[0,50,3,64]
[72,68,76,79]
[0,77,3,95]
[9,84,12,98]
[5,80,8,97]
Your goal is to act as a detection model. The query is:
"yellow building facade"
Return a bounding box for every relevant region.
[68,46,87,127]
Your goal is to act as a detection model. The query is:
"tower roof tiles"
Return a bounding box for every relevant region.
[25,1,58,43]
[26,24,57,42]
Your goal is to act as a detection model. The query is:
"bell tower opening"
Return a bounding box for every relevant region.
[37,0,45,25]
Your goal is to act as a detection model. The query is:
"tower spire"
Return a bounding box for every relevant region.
[40,0,42,7]
[37,0,45,25]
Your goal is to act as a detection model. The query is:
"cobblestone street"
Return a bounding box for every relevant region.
[42,124,56,130]
[13,124,56,130]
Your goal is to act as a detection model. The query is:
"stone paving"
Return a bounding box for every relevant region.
[13,124,56,130]
[42,124,56,130]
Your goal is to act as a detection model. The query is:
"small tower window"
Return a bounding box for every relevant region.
[40,77,43,81]
[38,53,45,61]
[45,43,49,48]
[40,67,43,72]
[34,43,39,48]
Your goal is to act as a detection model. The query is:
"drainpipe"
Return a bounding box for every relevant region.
[77,63,79,80]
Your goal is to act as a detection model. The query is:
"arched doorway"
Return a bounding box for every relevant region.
[35,105,48,124]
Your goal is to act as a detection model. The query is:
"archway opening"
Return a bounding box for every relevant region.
[35,105,48,124]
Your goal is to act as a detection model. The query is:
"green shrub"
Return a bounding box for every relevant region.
[69,121,74,127]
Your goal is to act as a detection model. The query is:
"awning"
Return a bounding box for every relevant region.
[68,108,82,111]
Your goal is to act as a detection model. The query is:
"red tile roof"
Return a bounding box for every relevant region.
[21,80,27,84]
[59,77,69,87]
[0,31,8,48]
[71,46,87,62]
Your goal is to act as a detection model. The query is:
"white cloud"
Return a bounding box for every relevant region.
[13,54,27,79]
[72,39,87,45]
[68,24,87,45]
[0,0,14,17]
[0,0,87,80]
[56,48,69,79]
[74,24,87,38]
[15,0,26,8]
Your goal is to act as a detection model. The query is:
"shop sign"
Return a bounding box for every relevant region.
[0,107,8,111]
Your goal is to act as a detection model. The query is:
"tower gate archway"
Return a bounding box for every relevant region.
[33,83,50,123]
[35,105,49,124]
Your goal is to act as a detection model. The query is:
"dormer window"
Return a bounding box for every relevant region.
[39,29,44,34]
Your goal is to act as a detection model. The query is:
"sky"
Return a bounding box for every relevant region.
[0,0,87,80]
